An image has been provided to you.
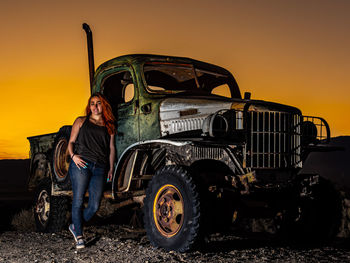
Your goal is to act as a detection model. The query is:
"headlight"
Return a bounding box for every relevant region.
[202,110,229,137]
[211,113,229,137]
[301,121,318,145]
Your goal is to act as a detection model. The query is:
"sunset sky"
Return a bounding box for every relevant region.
[1,0,349,159]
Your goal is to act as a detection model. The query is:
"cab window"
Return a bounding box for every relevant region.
[102,71,135,108]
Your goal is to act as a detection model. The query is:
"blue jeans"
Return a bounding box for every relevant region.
[69,159,106,237]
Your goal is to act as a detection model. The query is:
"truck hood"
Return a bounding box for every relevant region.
[159,98,233,121]
[159,97,301,136]
[159,97,232,136]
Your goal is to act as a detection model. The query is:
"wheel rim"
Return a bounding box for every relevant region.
[54,138,70,179]
[35,190,50,225]
[153,184,184,238]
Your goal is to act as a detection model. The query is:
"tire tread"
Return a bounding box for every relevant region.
[144,165,202,252]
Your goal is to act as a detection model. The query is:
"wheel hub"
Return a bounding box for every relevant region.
[35,190,50,225]
[54,138,70,179]
[153,184,184,238]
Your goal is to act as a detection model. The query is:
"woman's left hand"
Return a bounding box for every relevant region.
[107,170,113,182]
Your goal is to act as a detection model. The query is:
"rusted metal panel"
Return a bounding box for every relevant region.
[27,133,56,191]
[111,139,190,198]
[27,153,50,191]
[115,103,140,158]
[164,142,256,194]
[95,65,140,158]
[165,143,246,175]
[93,54,241,98]
[138,97,162,141]
[114,140,248,184]
[27,133,56,159]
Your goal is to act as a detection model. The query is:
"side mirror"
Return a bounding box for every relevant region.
[244,92,251,100]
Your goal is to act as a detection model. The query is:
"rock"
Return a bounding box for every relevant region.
[0,223,349,262]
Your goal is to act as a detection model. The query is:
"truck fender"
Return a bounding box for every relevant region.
[111,139,253,197]
[111,139,190,197]
[28,153,52,191]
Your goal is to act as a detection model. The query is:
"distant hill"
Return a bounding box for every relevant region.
[0,159,31,231]
[0,159,31,200]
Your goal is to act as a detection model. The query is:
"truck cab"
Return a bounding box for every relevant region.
[94,54,241,157]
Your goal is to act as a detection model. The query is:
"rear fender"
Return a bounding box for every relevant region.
[28,153,52,191]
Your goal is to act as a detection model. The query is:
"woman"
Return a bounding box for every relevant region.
[67,92,116,249]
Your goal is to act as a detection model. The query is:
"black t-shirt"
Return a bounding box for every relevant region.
[75,117,110,165]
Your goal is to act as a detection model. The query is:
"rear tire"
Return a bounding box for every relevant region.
[52,126,72,189]
[33,179,69,232]
[280,178,341,243]
[143,166,202,252]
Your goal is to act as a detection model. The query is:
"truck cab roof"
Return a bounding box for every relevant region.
[94,54,242,99]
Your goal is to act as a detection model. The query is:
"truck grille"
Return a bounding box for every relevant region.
[247,111,301,169]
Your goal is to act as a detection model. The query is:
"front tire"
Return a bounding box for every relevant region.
[33,179,69,232]
[143,166,202,252]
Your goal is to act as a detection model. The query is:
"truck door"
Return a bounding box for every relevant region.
[101,69,139,159]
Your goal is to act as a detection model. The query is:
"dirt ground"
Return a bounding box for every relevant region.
[1,208,350,263]
[2,225,350,263]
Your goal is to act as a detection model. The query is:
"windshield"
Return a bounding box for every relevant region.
[143,62,236,98]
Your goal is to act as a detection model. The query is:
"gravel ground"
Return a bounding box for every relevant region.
[1,223,350,263]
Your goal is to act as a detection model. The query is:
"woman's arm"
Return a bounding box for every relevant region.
[107,134,115,181]
[68,117,87,169]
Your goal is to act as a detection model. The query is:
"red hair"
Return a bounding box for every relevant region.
[85,92,116,135]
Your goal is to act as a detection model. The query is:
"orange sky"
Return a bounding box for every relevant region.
[1,0,349,159]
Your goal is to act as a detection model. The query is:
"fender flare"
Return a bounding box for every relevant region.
[112,139,191,197]
[111,139,248,198]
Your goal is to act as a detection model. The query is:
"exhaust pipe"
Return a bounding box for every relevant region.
[82,23,95,94]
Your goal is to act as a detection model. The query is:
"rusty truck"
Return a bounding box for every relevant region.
[27,24,341,252]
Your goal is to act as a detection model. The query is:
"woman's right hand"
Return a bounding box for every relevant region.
[72,155,87,169]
